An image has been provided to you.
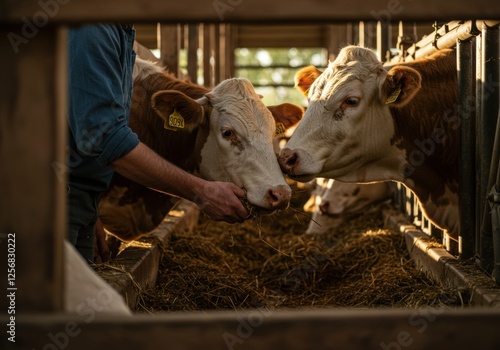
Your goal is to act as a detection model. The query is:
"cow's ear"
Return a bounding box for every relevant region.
[151,90,208,132]
[294,65,323,97]
[268,103,304,132]
[381,66,421,107]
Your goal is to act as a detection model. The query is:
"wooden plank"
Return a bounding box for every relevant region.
[0,26,66,312]
[218,24,228,82]
[203,24,214,87]
[384,209,500,306]
[187,24,199,81]
[236,25,326,48]
[377,21,392,62]
[213,25,221,85]
[1,0,500,23]
[325,24,350,61]
[134,23,157,49]
[159,24,180,74]
[99,200,199,310]
[5,308,500,349]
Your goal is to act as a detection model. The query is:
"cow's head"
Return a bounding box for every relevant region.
[152,79,303,211]
[279,45,421,184]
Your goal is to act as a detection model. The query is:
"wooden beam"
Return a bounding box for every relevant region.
[326,24,351,61]
[187,24,199,82]
[0,26,66,312]
[218,24,228,82]
[1,0,500,23]
[158,24,180,74]
[377,21,392,62]
[7,308,500,349]
[203,24,214,87]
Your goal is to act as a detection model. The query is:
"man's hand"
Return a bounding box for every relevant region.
[112,142,250,224]
[193,181,249,223]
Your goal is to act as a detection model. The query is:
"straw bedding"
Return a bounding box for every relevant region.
[136,185,466,312]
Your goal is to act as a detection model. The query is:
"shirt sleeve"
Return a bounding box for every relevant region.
[68,24,139,167]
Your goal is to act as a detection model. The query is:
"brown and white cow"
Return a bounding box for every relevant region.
[304,179,394,234]
[279,46,459,237]
[99,58,304,241]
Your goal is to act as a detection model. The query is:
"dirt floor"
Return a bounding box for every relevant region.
[137,185,467,313]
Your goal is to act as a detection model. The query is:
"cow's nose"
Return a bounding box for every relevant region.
[319,201,329,214]
[266,185,291,210]
[278,148,298,174]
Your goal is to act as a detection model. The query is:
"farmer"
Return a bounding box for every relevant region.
[67,23,249,262]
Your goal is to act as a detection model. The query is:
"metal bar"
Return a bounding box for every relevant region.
[457,38,476,260]
[405,21,500,62]
[494,107,500,284]
[475,30,483,264]
[489,112,500,285]
[479,23,500,274]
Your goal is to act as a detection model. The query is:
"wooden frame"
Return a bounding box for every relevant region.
[2,1,500,348]
[1,0,500,22]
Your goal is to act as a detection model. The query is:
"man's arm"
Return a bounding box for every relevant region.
[110,142,249,223]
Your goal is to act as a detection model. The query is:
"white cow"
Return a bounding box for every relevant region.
[304,179,394,234]
[279,46,459,238]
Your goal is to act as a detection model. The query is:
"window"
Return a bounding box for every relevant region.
[235,47,328,106]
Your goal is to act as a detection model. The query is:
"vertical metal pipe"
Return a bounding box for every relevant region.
[489,110,500,285]
[479,23,500,273]
[457,38,476,259]
[475,31,483,264]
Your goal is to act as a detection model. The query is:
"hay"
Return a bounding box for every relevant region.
[137,188,466,313]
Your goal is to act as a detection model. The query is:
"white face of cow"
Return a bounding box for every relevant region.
[197,78,292,210]
[279,46,413,184]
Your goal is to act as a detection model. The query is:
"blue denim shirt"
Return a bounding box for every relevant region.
[68,23,139,193]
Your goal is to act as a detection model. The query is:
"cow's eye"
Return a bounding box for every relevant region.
[222,129,234,139]
[344,97,359,107]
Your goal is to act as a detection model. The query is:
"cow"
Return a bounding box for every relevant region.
[99,58,304,241]
[279,45,459,238]
[304,179,394,234]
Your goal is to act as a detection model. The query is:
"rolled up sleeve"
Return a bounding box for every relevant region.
[69,24,139,167]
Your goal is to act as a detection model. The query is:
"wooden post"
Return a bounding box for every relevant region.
[158,24,180,75]
[225,24,235,79]
[187,24,199,82]
[376,21,392,63]
[0,26,66,312]
[218,24,227,82]
[202,24,214,87]
[213,25,221,85]
[326,24,350,61]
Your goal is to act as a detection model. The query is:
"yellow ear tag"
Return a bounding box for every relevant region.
[385,87,401,104]
[164,109,185,131]
[302,87,310,98]
[274,122,286,137]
